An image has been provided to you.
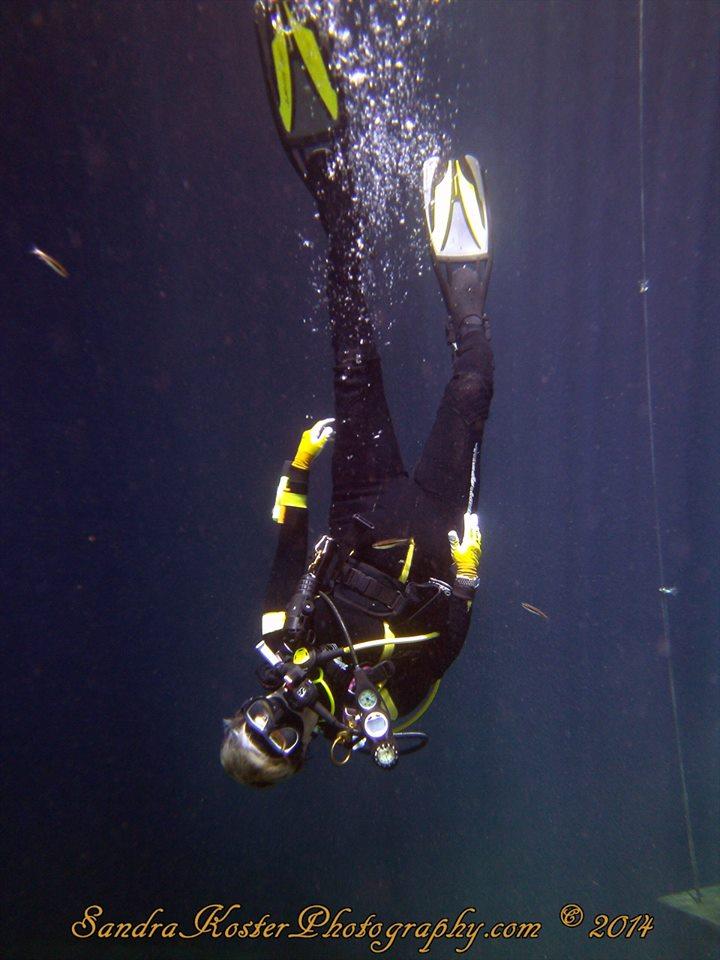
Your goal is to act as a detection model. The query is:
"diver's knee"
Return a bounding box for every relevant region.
[449,368,494,423]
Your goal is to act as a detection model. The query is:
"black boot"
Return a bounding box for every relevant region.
[436,260,492,346]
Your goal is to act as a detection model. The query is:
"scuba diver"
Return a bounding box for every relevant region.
[221,0,494,786]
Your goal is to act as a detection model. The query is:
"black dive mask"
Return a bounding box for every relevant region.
[241,695,303,757]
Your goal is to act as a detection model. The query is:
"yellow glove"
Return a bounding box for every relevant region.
[448,513,483,580]
[291,418,335,470]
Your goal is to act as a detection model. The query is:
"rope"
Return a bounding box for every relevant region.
[637,0,702,902]
[467,441,479,513]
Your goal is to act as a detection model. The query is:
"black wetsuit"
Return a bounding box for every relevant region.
[262,156,494,721]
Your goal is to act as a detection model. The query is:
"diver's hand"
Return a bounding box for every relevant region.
[292,418,335,470]
[448,513,482,580]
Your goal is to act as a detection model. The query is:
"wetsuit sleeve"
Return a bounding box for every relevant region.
[263,463,309,617]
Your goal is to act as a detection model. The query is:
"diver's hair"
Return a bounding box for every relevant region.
[220,716,303,788]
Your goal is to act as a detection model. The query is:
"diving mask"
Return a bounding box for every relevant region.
[241,696,303,757]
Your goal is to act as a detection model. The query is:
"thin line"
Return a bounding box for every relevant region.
[637,0,702,901]
[468,442,479,513]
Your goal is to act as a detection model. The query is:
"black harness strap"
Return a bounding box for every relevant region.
[336,561,406,614]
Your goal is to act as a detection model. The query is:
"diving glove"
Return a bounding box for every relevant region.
[448,513,482,597]
[292,417,335,470]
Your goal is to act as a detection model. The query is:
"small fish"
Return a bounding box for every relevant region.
[521,602,549,621]
[659,585,678,596]
[31,246,69,278]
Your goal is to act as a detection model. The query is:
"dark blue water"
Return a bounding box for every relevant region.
[2,2,718,958]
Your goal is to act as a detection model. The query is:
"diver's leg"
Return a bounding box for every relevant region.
[306,154,406,535]
[254,0,404,531]
[414,310,494,509]
[415,155,494,510]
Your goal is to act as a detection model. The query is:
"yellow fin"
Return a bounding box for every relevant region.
[286,5,338,121]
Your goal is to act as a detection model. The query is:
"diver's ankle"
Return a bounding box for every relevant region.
[306,150,355,233]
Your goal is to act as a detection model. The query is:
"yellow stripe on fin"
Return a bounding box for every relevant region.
[285,4,339,121]
[455,159,489,256]
[429,161,453,254]
[270,24,293,133]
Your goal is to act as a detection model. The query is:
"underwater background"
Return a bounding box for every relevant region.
[2,1,718,958]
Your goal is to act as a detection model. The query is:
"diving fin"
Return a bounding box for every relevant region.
[422,155,492,345]
[422,155,490,262]
[254,0,344,181]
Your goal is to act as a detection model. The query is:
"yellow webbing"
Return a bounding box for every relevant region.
[365,621,442,729]
[399,538,415,583]
[272,475,289,524]
[379,685,399,721]
[381,621,396,660]
[394,679,442,732]
[280,490,307,510]
[314,669,335,716]
[272,476,307,524]
[371,537,415,583]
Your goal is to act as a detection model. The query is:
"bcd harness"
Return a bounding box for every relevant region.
[254,522,449,769]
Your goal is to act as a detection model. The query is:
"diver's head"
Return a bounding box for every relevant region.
[220,696,312,788]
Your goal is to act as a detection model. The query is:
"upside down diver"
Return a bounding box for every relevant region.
[221,0,494,785]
